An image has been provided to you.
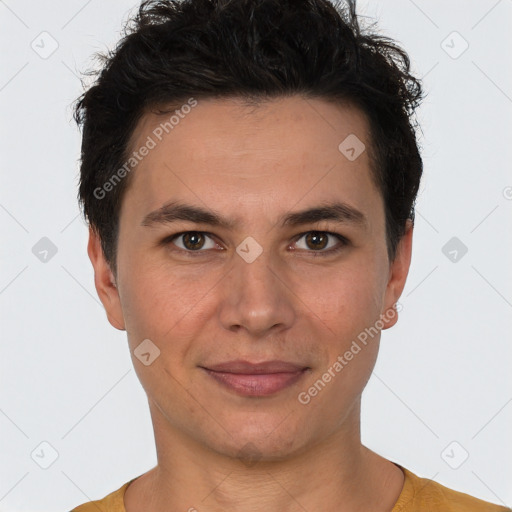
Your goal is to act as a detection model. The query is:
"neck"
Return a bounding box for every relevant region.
[124,400,404,512]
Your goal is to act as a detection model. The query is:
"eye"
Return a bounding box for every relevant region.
[292,231,348,256]
[161,230,348,257]
[164,231,220,254]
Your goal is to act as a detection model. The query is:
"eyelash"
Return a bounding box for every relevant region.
[160,231,349,258]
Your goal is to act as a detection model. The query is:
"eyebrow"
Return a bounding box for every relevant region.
[141,200,368,231]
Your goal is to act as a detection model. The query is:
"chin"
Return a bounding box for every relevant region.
[207,418,308,463]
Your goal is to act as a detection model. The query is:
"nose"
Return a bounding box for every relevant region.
[218,247,296,338]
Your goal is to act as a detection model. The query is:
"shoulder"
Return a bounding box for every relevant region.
[393,466,511,512]
[70,479,133,512]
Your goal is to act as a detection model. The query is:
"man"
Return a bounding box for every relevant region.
[70,0,510,510]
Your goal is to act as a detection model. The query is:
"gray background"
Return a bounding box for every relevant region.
[1,0,511,510]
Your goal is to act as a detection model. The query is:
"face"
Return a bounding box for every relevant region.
[88,96,412,461]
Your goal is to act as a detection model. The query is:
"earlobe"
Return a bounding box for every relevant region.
[381,219,413,330]
[87,226,126,331]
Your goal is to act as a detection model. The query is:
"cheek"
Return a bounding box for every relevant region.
[297,259,386,391]
[298,267,383,413]
[117,252,221,351]
[298,259,386,333]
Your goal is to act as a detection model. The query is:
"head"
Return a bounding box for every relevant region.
[77,0,423,462]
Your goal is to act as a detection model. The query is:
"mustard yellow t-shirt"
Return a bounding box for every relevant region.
[70,466,511,511]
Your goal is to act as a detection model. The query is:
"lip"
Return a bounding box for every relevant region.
[203,360,308,374]
[200,360,310,397]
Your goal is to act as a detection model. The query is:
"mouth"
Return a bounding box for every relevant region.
[199,360,310,397]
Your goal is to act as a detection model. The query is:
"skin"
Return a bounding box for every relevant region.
[88,96,413,512]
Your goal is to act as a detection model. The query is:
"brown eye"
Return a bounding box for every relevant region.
[181,232,206,250]
[293,231,348,256]
[165,231,218,253]
[304,231,329,250]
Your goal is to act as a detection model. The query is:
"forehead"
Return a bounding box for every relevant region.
[121,96,381,226]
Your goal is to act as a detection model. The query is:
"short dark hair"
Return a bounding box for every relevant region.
[74,0,424,276]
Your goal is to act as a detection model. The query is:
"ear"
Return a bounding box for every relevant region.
[87,225,126,331]
[381,219,413,330]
